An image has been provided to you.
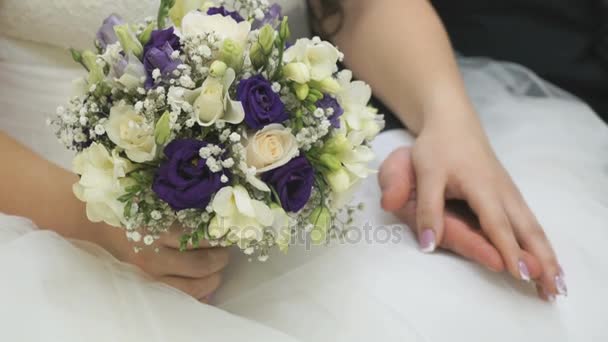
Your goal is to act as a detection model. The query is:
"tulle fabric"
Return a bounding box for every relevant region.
[0,214,297,341]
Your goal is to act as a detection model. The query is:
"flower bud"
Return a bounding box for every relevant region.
[258,24,275,55]
[319,153,342,172]
[138,22,155,45]
[279,16,291,41]
[326,168,351,193]
[311,77,341,94]
[70,48,83,65]
[209,60,228,77]
[322,134,349,155]
[309,207,331,245]
[81,50,104,84]
[219,39,244,71]
[294,83,310,101]
[114,24,143,58]
[283,62,310,84]
[154,111,172,146]
[249,43,266,70]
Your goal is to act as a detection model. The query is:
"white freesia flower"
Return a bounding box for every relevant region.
[324,134,376,193]
[208,185,274,248]
[113,53,146,90]
[336,70,384,141]
[246,124,299,173]
[105,104,157,162]
[181,11,251,47]
[102,43,145,90]
[184,68,245,127]
[169,0,211,27]
[271,206,292,253]
[282,62,310,84]
[72,143,134,227]
[284,38,340,82]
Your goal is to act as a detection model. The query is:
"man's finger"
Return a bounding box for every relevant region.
[379,147,416,212]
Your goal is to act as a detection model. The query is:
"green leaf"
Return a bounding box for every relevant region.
[179,233,191,252]
[123,200,133,218]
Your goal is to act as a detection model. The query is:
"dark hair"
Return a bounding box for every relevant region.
[307,0,344,38]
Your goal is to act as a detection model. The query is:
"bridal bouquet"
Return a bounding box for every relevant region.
[50,0,384,259]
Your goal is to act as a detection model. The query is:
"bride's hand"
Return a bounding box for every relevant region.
[379,140,565,300]
[97,224,229,303]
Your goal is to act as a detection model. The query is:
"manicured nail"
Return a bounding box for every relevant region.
[555,274,568,296]
[518,260,531,282]
[419,229,436,253]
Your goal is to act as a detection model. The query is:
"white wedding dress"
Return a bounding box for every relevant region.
[1,1,608,341]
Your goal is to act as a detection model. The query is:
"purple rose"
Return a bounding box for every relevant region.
[316,95,343,128]
[207,6,244,22]
[252,4,282,29]
[143,27,181,88]
[96,14,124,50]
[237,75,289,129]
[152,139,227,211]
[262,157,314,212]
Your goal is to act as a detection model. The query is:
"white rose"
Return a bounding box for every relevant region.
[284,38,340,82]
[187,68,245,127]
[208,185,274,249]
[72,143,134,227]
[181,11,251,47]
[105,104,157,162]
[246,124,299,173]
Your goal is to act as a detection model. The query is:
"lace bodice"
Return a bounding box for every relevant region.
[0,0,309,49]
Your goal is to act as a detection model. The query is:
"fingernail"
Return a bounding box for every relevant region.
[555,273,568,297]
[518,260,531,282]
[202,293,214,303]
[419,229,436,253]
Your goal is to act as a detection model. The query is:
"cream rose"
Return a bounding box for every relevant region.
[105,104,157,162]
[246,124,299,173]
[72,143,134,227]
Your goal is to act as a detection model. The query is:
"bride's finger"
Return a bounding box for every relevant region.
[379,147,416,212]
[465,189,530,282]
[159,272,223,301]
[413,168,446,253]
[144,246,230,278]
[505,195,565,297]
[159,225,213,249]
[395,200,503,271]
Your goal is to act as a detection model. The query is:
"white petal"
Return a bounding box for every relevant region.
[247,174,271,192]
[233,185,256,218]
[212,186,237,217]
[252,201,274,227]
